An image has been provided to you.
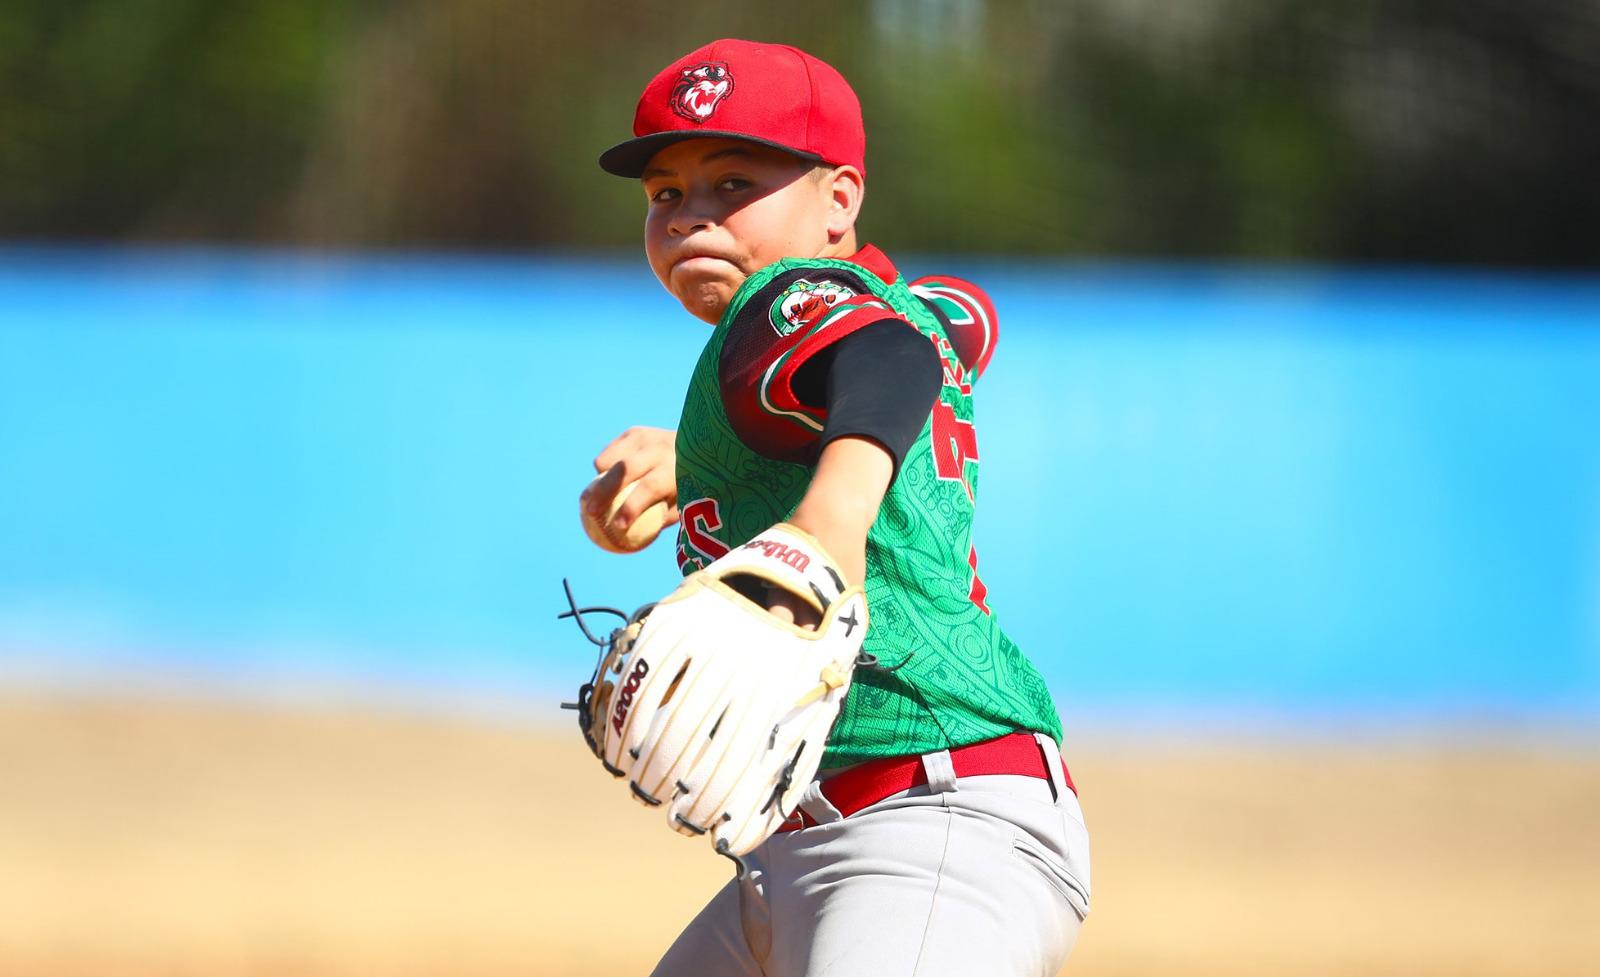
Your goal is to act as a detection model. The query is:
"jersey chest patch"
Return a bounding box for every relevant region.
[768,278,857,335]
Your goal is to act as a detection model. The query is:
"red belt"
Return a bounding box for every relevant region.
[777,732,1075,833]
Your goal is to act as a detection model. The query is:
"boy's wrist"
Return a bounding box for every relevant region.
[786,510,869,588]
[787,435,894,586]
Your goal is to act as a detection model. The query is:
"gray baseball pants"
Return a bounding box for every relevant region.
[651,733,1090,977]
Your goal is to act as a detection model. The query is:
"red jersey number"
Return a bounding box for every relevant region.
[967,546,991,615]
[676,497,730,572]
[931,399,979,500]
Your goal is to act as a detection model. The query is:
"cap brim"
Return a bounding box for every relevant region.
[598,130,828,178]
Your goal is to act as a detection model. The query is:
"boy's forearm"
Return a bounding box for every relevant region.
[788,435,893,586]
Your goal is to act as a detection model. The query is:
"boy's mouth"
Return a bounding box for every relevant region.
[671,249,740,273]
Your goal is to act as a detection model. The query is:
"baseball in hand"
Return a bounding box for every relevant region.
[580,475,670,554]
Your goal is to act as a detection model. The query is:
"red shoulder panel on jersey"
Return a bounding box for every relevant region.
[719,269,905,464]
[908,275,999,382]
[842,243,899,286]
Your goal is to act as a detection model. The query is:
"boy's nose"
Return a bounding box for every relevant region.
[668,186,722,237]
[669,214,713,237]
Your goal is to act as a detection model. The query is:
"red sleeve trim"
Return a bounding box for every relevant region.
[909,275,999,381]
[760,296,907,426]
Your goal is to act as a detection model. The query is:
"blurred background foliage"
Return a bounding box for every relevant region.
[2,0,1597,264]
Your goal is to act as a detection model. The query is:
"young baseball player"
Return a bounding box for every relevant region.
[579,38,1091,977]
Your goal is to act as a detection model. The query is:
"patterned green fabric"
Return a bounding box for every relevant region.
[674,255,1062,767]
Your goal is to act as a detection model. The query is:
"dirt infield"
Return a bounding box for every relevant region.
[1,693,1595,976]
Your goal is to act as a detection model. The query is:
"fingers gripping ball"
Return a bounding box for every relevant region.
[580,475,670,553]
[576,523,868,857]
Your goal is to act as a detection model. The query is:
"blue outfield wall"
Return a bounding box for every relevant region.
[1,247,1597,722]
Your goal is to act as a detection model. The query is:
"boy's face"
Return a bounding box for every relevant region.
[642,138,849,324]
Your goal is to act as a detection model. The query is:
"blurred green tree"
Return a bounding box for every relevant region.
[0,0,1594,264]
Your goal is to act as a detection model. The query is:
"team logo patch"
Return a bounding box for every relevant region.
[671,62,734,123]
[768,278,856,335]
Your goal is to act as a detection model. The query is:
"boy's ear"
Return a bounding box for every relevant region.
[824,165,865,242]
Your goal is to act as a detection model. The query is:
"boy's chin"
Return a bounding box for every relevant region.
[674,282,735,324]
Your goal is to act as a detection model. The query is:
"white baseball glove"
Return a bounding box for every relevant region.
[564,523,868,857]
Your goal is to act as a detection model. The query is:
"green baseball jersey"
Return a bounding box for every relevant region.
[672,245,1062,767]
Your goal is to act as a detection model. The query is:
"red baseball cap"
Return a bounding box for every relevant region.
[599,39,866,179]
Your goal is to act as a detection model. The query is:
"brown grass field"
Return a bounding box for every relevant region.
[1,692,1596,977]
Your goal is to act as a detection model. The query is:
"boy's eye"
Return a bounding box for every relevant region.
[649,187,680,203]
[718,177,751,192]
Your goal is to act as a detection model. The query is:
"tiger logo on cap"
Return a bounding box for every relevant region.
[671,63,734,123]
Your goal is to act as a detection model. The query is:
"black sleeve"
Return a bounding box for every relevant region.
[790,320,944,480]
